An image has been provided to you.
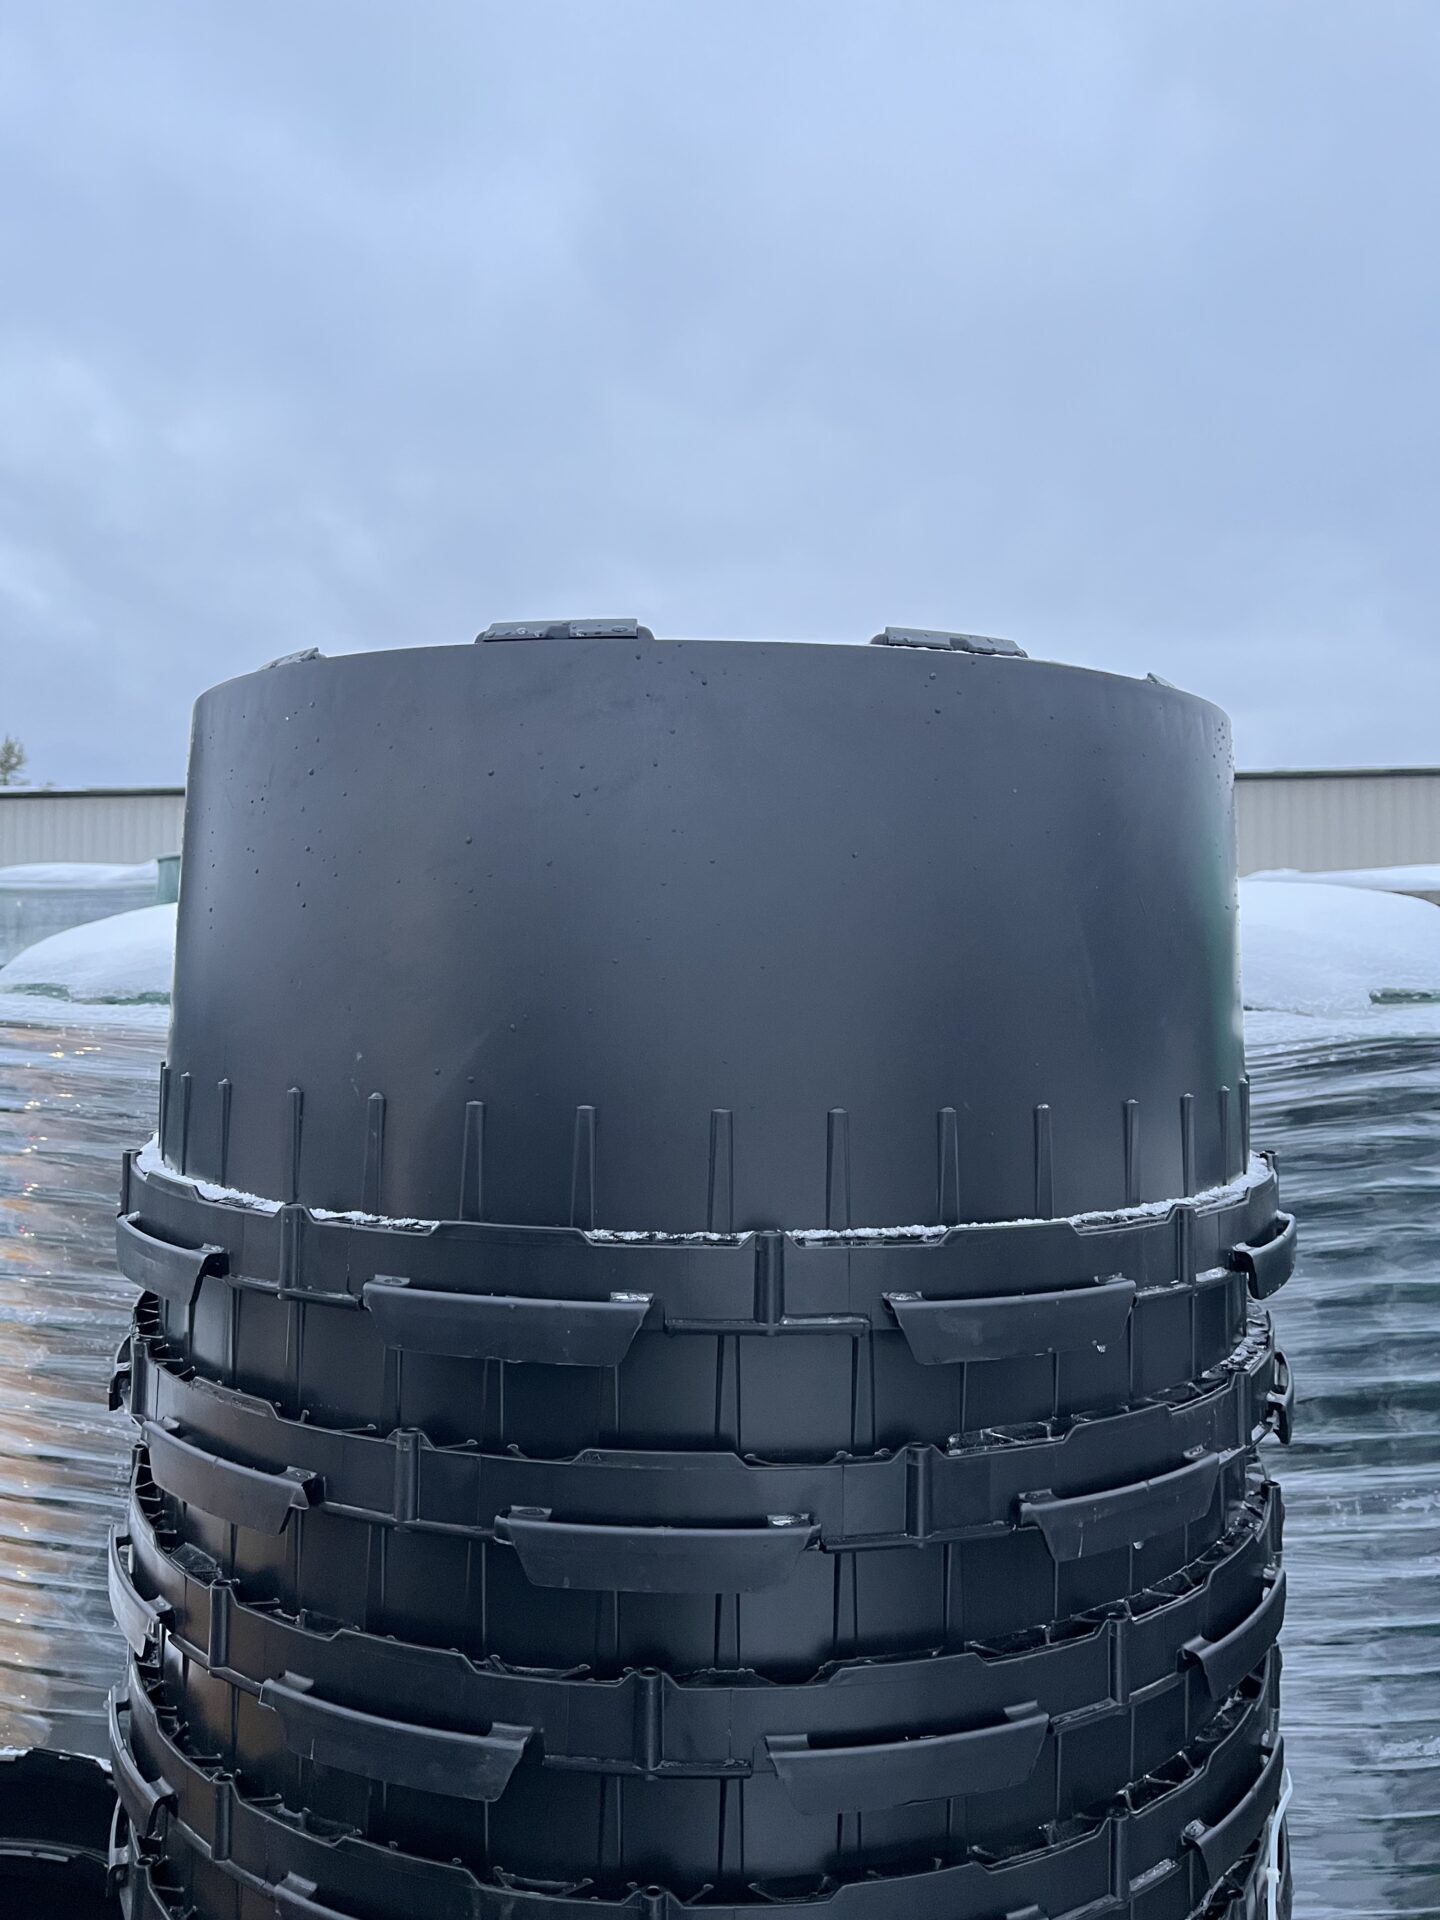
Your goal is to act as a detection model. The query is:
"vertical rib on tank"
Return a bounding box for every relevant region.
[161,638,1242,1231]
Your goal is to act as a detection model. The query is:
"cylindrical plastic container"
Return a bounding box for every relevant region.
[110,629,1292,1917]
[161,636,1246,1230]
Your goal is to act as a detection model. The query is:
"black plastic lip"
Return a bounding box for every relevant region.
[116,1475,1281,1779]
[121,1150,1289,1330]
[124,1304,1277,1553]
[114,1648,1282,1918]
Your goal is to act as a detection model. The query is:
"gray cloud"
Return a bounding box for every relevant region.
[2,1,1438,783]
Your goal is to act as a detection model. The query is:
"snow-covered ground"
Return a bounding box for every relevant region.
[1238,876,1440,1016]
[1247,861,1440,896]
[0,903,175,1004]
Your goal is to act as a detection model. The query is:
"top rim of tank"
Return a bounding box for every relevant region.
[202,633,1230,726]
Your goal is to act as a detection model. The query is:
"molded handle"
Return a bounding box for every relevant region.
[766,1703,1048,1814]
[1266,1349,1295,1443]
[107,1688,173,1838]
[1184,1571,1286,1700]
[495,1506,818,1594]
[108,1528,169,1655]
[363,1278,651,1366]
[142,1422,319,1535]
[116,1213,228,1305]
[1184,1738,1285,1882]
[1019,1452,1220,1562]
[884,1278,1135,1364]
[1229,1213,1297,1300]
[258,1672,532,1801]
[108,1334,132,1414]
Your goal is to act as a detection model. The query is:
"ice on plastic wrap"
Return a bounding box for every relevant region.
[0,861,159,967]
[0,988,166,1758]
[1247,997,1440,1914]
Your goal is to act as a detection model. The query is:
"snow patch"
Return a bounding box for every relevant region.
[313,1203,437,1228]
[134,1132,1269,1241]
[1248,862,1440,896]
[790,1223,955,1246]
[791,1154,1270,1242]
[587,1228,743,1245]
[133,1135,438,1226]
[0,903,176,1003]
[1066,1154,1268,1227]
[135,1135,280,1214]
[1239,878,1440,1016]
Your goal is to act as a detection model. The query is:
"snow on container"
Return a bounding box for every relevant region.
[109,627,1293,1916]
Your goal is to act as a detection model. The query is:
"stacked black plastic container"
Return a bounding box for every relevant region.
[108,626,1295,1919]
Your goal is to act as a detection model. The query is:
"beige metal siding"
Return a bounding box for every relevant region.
[3,777,1436,880]
[0,791,186,865]
[1236,772,1440,874]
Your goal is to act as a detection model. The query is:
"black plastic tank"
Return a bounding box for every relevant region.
[161,629,1245,1229]
[109,626,1293,1918]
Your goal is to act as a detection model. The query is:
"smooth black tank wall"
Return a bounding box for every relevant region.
[164,638,1242,1230]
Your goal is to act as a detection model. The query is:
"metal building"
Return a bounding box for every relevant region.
[1235,768,1440,875]
[0,789,185,867]
[1,773,1437,884]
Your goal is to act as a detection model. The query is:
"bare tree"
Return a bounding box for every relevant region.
[0,736,26,786]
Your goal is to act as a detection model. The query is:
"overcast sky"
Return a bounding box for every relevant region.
[2,2,1437,785]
